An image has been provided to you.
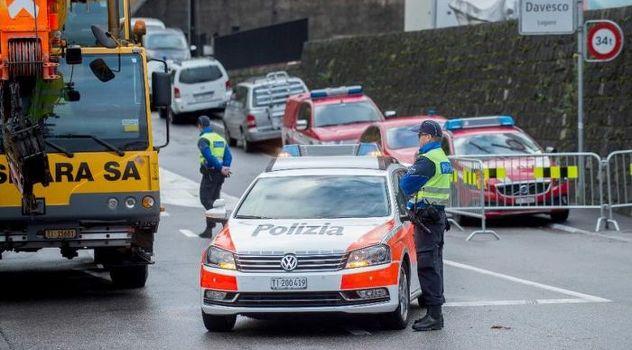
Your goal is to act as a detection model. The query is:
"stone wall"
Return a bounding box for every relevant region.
[297,7,632,155]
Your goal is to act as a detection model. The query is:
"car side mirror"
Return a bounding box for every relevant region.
[206,199,228,222]
[65,45,82,65]
[296,119,308,131]
[399,213,410,222]
[152,72,172,108]
[385,110,397,118]
[545,146,557,153]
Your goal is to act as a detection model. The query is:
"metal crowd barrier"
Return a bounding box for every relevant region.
[447,153,612,241]
[447,157,499,241]
[604,150,632,231]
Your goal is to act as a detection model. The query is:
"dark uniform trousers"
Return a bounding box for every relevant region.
[414,210,446,306]
[200,166,225,210]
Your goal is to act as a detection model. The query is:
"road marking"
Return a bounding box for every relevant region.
[445,298,591,307]
[344,327,372,336]
[160,167,239,209]
[179,229,199,238]
[548,223,632,243]
[160,212,170,217]
[445,259,611,303]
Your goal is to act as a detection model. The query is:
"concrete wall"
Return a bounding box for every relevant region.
[135,0,405,41]
[297,6,632,155]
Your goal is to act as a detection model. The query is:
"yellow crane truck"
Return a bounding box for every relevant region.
[0,0,172,288]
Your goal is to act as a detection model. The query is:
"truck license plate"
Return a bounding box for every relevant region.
[44,229,77,239]
[270,277,307,290]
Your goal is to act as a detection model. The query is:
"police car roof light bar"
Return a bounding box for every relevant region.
[444,116,515,131]
[280,143,380,157]
[310,86,363,99]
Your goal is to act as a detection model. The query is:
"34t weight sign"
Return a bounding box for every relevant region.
[586,20,624,62]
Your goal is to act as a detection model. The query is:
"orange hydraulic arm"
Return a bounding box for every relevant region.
[0,0,66,81]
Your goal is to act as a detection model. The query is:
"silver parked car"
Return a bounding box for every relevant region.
[222,72,307,152]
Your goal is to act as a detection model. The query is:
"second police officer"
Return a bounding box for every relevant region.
[400,120,452,331]
[197,115,232,238]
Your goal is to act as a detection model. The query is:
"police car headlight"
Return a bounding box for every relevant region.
[345,244,391,269]
[206,246,236,270]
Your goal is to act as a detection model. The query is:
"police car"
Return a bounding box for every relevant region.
[443,116,570,222]
[282,86,394,145]
[200,144,420,332]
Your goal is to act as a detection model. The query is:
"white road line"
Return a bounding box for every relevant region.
[344,328,372,336]
[548,223,632,243]
[160,167,239,209]
[445,298,591,307]
[160,212,170,217]
[179,229,199,238]
[445,259,611,303]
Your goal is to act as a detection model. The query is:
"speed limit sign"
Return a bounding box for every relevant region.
[585,20,624,62]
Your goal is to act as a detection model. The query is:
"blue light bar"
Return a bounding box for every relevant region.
[279,143,380,157]
[281,144,301,156]
[444,116,515,131]
[310,86,363,99]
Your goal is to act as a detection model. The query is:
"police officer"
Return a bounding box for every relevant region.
[197,115,232,238]
[400,120,452,331]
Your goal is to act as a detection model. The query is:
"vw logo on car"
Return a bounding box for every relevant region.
[280,254,298,272]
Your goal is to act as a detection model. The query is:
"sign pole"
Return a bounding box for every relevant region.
[577,0,584,153]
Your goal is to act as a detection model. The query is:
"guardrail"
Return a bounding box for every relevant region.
[447,152,620,241]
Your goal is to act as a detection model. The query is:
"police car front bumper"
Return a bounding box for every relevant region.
[200,264,401,316]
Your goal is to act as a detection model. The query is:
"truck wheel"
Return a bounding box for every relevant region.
[110,265,148,289]
[380,264,410,330]
[550,210,570,223]
[202,312,236,332]
[224,123,237,147]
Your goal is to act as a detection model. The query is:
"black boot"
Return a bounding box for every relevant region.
[199,219,216,238]
[412,305,443,331]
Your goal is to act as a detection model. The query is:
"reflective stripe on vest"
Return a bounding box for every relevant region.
[199,132,227,165]
[410,148,453,206]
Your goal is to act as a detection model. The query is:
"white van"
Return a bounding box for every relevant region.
[167,58,232,123]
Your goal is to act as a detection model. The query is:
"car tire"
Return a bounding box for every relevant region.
[550,210,570,223]
[380,264,410,330]
[110,265,148,289]
[240,131,254,153]
[224,123,237,147]
[170,110,182,124]
[202,312,236,332]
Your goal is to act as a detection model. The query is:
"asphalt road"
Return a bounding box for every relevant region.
[2,112,632,349]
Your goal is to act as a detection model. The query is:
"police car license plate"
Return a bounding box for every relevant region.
[270,277,307,290]
[44,229,77,239]
[515,197,536,205]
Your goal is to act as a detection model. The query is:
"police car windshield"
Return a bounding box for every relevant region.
[454,132,541,155]
[314,101,382,128]
[235,176,391,219]
[386,126,420,150]
[43,53,148,153]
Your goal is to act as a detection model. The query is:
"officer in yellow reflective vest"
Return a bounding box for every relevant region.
[197,115,232,238]
[400,120,452,331]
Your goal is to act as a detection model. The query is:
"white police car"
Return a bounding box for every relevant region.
[200,144,421,332]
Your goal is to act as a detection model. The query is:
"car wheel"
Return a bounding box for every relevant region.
[110,265,148,289]
[170,110,183,124]
[240,131,254,153]
[202,312,236,332]
[380,264,410,330]
[224,123,237,147]
[550,210,570,223]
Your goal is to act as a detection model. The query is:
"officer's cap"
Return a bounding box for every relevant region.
[409,120,443,138]
[197,115,212,128]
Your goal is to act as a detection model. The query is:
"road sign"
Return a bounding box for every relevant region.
[519,0,577,35]
[585,20,624,62]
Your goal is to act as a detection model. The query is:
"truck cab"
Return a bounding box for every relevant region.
[0,0,172,289]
